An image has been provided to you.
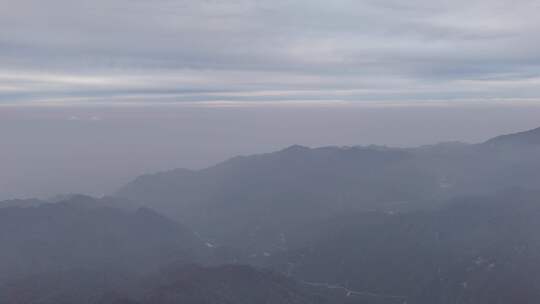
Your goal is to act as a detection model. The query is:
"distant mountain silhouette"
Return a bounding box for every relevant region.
[0,198,45,209]
[0,194,135,210]
[483,126,540,147]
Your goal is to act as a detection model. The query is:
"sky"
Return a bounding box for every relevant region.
[2,0,540,106]
[1,0,540,199]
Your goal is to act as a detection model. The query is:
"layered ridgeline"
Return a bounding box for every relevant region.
[117,145,436,255]
[3,127,540,304]
[0,195,210,284]
[2,191,539,304]
[0,195,343,304]
[116,126,540,255]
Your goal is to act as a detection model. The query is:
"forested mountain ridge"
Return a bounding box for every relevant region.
[3,127,540,304]
[116,126,540,255]
[268,189,540,303]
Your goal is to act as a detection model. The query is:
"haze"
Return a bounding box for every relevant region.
[1,105,539,200]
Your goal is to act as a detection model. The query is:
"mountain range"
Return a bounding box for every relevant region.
[2,126,540,303]
[116,126,540,256]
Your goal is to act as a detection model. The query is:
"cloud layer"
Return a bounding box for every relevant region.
[1,0,540,106]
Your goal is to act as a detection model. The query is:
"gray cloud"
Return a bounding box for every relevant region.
[1,0,540,106]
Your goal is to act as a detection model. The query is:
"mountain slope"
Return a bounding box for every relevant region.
[140,264,332,304]
[0,198,46,209]
[116,126,540,257]
[117,145,438,254]
[0,265,338,304]
[0,195,208,283]
[268,189,540,304]
[483,126,540,147]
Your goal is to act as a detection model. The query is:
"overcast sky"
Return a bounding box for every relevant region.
[2,0,540,106]
[1,0,540,199]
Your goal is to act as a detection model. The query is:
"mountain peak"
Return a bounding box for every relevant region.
[280,144,310,153]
